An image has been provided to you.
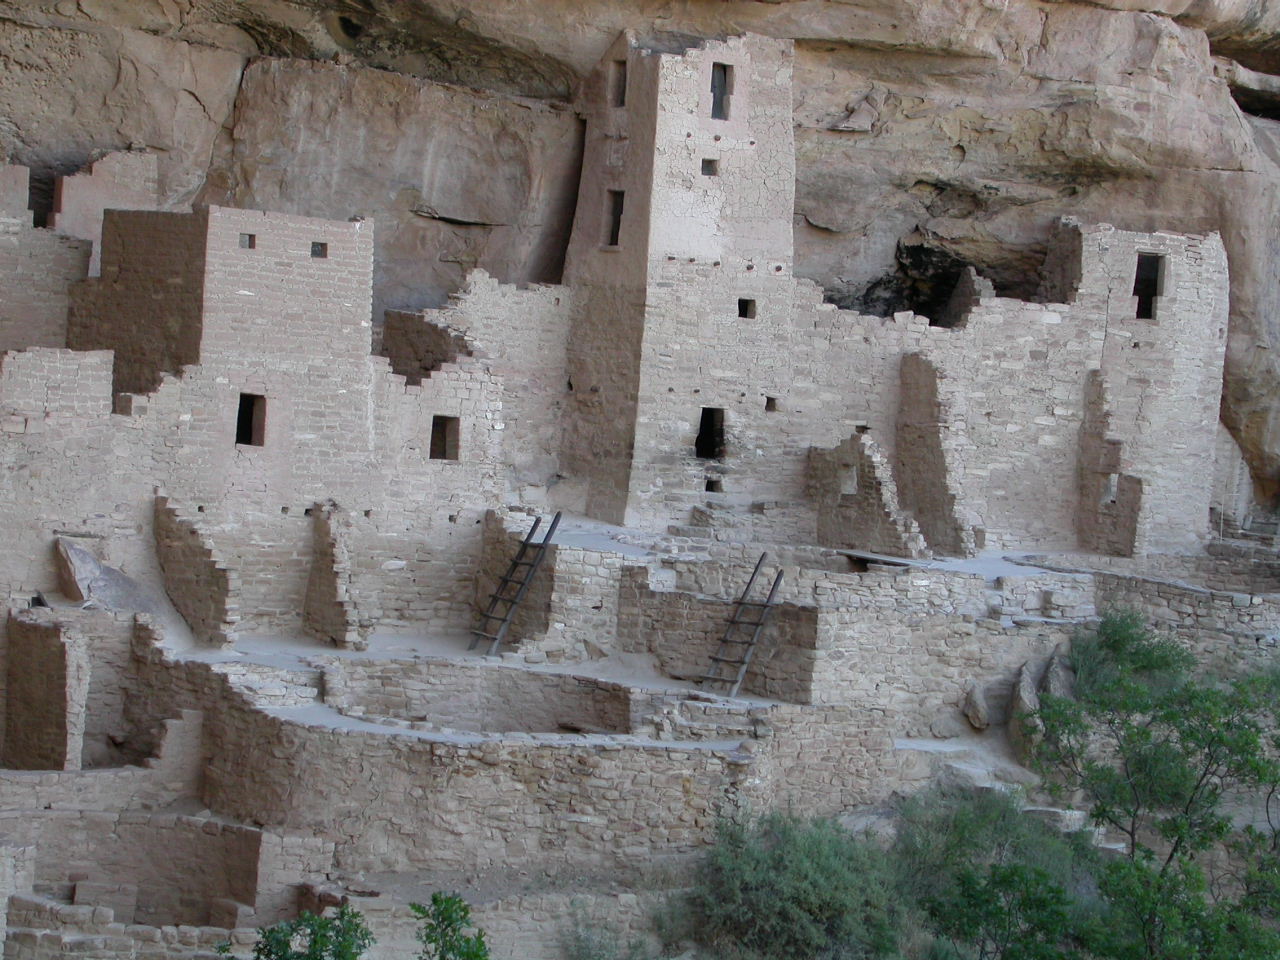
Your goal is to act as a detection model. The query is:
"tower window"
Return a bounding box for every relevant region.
[696,407,725,460]
[430,415,460,460]
[310,241,328,259]
[609,59,628,108]
[239,233,256,249]
[1133,253,1163,320]
[765,396,778,412]
[711,62,733,120]
[737,298,756,319]
[235,393,266,446]
[701,158,719,177]
[605,190,625,247]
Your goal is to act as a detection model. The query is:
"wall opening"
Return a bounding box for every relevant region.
[1133,253,1162,320]
[430,415,460,461]
[701,158,719,177]
[239,233,257,250]
[765,396,778,412]
[605,190,625,247]
[235,394,266,446]
[609,60,628,108]
[711,62,732,120]
[696,407,725,460]
[310,241,329,259]
[705,478,723,493]
[1101,473,1119,504]
[737,298,756,319]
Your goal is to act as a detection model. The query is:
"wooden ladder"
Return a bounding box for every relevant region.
[700,552,783,698]
[469,512,561,657]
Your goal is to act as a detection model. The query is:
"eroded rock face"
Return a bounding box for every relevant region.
[202,58,583,318]
[5,0,1280,492]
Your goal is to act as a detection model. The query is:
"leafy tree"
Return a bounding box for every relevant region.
[412,892,490,960]
[926,863,1072,960]
[221,905,374,960]
[691,812,899,959]
[1032,612,1280,959]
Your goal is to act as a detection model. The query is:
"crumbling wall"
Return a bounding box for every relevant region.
[153,497,239,647]
[303,501,362,648]
[0,218,90,351]
[68,209,208,396]
[894,353,980,556]
[49,151,160,277]
[809,432,928,557]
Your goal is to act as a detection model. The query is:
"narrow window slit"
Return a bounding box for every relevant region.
[711,62,732,120]
[609,60,628,108]
[605,190,625,247]
[1133,253,1163,320]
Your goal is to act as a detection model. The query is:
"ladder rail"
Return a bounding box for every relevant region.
[469,512,561,655]
[700,553,783,696]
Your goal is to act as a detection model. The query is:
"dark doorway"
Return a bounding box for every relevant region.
[696,407,725,459]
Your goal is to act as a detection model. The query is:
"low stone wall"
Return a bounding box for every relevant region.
[0,710,201,813]
[3,813,260,926]
[321,658,637,734]
[4,894,252,960]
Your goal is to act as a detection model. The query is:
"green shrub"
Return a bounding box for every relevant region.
[412,893,490,960]
[222,905,374,960]
[561,903,647,960]
[691,812,899,959]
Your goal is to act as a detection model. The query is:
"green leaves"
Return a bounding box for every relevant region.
[236,906,374,960]
[411,892,490,960]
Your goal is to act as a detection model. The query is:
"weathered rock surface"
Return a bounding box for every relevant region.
[6,0,1280,491]
[203,58,583,319]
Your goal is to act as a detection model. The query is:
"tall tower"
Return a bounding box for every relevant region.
[561,32,797,526]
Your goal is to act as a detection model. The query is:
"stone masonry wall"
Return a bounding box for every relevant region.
[2,611,89,770]
[0,217,90,352]
[153,497,239,648]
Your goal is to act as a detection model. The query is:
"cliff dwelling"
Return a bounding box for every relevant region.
[1,12,1278,960]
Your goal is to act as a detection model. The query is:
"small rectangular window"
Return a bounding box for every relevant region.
[705,478,723,493]
[1133,253,1162,320]
[609,59,628,108]
[701,158,719,177]
[239,233,256,249]
[235,393,265,446]
[711,62,732,120]
[605,190,625,247]
[310,241,328,259]
[737,298,756,319]
[430,415,460,460]
[764,396,778,412]
[696,407,725,460]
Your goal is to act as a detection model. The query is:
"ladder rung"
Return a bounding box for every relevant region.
[471,631,500,641]
[727,620,765,630]
[478,611,509,621]
[709,654,745,664]
[736,600,773,608]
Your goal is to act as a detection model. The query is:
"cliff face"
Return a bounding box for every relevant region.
[4,0,1280,497]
